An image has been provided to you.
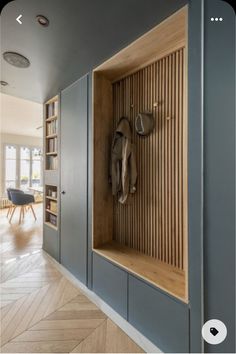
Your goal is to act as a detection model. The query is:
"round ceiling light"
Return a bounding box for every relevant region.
[0,80,8,86]
[36,15,49,27]
[3,52,30,68]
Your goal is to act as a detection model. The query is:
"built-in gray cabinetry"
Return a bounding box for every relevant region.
[60,75,88,285]
[92,253,128,319]
[43,1,235,353]
[92,252,190,352]
[43,223,59,261]
[128,275,189,353]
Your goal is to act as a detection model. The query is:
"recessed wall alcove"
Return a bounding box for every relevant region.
[92,6,188,302]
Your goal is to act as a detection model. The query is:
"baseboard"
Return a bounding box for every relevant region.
[45,252,162,353]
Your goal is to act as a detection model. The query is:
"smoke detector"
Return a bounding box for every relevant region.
[3,52,30,68]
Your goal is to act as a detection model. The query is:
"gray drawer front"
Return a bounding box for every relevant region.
[43,224,59,261]
[92,253,128,319]
[128,275,189,353]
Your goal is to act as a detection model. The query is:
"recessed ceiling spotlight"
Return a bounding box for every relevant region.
[3,52,30,68]
[0,80,8,86]
[36,15,49,27]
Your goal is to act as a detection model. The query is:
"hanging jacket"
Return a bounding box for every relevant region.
[110,117,137,204]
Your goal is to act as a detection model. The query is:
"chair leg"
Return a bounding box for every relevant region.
[30,205,37,221]
[7,205,12,218]
[9,206,16,223]
[19,206,23,224]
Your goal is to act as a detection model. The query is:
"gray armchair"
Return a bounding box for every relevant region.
[9,191,36,224]
[6,188,24,218]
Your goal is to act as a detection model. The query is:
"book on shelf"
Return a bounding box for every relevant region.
[54,101,58,115]
[46,120,58,135]
[49,214,57,226]
[47,156,58,170]
[47,137,57,152]
[46,100,58,118]
[46,103,53,117]
[47,189,57,198]
[49,201,57,213]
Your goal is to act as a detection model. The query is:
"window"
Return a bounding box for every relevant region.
[32,148,42,188]
[20,147,31,191]
[4,144,42,194]
[5,145,17,189]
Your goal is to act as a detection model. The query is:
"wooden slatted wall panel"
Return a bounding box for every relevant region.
[113,48,187,270]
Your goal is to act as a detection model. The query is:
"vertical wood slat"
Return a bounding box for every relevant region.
[171,53,176,266]
[161,57,165,263]
[182,47,188,295]
[112,48,186,271]
[179,49,183,269]
[158,59,162,261]
[175,50,180,268]
[165,56,169,264]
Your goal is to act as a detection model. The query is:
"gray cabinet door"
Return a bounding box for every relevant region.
[43,224,59,261]
[92,253,128,319]
[128,275,189,353]
[60,75,88,284]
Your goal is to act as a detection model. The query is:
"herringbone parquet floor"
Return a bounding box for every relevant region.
[0,204,143,353]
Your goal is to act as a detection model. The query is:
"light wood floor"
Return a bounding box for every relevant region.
[0,204,143,353]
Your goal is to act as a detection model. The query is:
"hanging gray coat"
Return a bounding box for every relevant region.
[110,117,137,204]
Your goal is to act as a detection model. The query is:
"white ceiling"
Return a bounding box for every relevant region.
[0,93,43,137]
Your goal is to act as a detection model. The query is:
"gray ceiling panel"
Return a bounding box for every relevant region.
[1,0,187,103]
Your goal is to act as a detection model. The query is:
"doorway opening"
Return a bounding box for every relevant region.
[0,93,43,254]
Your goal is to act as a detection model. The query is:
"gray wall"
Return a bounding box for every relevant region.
[188,0,204,351]
[204,0,235,352]
[88,1,236,352]
[36,0,235,352]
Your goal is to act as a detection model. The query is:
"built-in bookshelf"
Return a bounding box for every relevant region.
[45,96,58,170]
[43,94,60,260]
[45,185,58,230]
